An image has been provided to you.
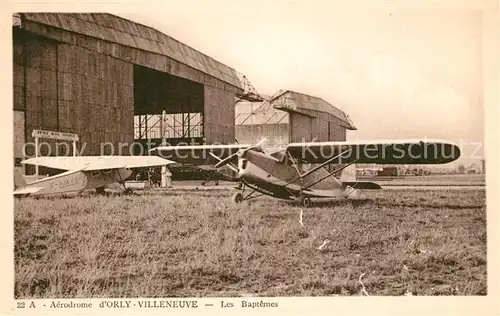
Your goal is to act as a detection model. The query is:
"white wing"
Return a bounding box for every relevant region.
[21,156,176,171]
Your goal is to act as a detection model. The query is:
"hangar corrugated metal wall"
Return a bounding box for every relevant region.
[14,30,134,157]
[288,110,347,143]
[235,98,289,146]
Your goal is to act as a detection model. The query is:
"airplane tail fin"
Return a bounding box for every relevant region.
[14,168,27,189]
[340,164,357,182]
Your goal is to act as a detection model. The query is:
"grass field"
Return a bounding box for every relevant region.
[14,187,486,298]
[358,174,485,186]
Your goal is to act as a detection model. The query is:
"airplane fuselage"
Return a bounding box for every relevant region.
[238,150,347,200]
[16,168,132,196]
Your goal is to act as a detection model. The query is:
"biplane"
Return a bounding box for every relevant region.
[151,139,461,207]
[13,155,175,197]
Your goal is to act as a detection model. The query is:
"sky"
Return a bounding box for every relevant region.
[117,1,489,164]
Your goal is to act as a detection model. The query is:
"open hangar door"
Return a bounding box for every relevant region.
[133,65,205,155]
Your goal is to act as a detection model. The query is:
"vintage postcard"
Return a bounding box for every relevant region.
[1,1,498,315]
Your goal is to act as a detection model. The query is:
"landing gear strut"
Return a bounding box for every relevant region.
[231,182,263,204]
[119,181,133,195]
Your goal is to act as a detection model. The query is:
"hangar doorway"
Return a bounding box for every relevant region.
[133,65,204,154]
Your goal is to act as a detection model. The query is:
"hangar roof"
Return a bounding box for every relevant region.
[269,90,357,130]
[18,13,242,89]
[236,90,356,130]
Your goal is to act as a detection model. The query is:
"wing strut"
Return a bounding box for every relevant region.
[284,148,352,187]
[208,152,238,173]
[287,151,305,186]
[302,159,359,191]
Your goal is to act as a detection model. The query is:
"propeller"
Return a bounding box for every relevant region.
[214,138,267,169]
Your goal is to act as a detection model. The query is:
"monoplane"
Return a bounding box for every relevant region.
[151,139,460,207]
[14,155,175,197]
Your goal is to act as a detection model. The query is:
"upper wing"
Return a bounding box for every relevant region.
[21,156,176,171]
[150,144,250,165]
[286,139,461,164]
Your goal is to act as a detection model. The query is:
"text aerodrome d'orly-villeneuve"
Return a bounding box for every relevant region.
[100,300,199,308]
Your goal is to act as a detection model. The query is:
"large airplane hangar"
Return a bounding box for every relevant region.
[13,13,255,173]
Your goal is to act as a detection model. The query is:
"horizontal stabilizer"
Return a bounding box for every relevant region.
[342,181,382,190]
[13,187,43,195]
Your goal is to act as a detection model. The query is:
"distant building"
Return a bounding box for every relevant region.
[377,166,398,177]
[235,90,356,146]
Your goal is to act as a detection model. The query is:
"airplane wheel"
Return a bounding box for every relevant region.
[298,195,312,208]
[232,192,243,204]
[125,188,133,195]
